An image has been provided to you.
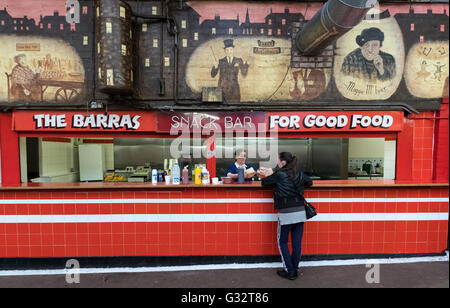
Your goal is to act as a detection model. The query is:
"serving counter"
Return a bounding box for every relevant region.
[1,180,448,258]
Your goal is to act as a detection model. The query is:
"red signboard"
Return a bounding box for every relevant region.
[12,110,404,134]
[12,111,157,132]
[156,111,267,133]
[267,111,404,132]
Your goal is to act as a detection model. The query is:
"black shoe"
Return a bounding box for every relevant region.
[277,270,297,280]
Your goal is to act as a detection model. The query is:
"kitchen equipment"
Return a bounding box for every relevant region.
[362,160,373,175]
[79,144,106,182]
[157,170,165,182]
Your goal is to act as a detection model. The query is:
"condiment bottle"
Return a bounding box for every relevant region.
[201,167,210,184]
[182,166,189,184]
[172,162,180,185]
[194,166,202,185]
[152,169,158,184]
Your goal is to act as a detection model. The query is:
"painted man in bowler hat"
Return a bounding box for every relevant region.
[211,39,249,102]
[341,27,396,81]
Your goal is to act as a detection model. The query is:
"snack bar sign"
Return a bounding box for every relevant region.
[267,111,404,132]
[12,111,157,132]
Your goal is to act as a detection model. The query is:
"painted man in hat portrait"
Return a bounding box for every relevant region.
[211,39,249,102]
[10,54,41,102]
[341,27,396,81]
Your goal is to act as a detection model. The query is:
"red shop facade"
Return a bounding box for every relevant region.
[0,104,448,260]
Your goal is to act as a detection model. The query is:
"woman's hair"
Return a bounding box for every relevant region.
[279,152,298,180]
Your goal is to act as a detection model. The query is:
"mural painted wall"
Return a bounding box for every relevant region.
[0,1,448,109]
[0,35,85,103]
[0,0,93,105]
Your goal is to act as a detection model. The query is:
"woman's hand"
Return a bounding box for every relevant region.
[258,167,273,179]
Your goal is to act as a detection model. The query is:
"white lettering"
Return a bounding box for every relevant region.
[269,115,279,129]
[56,115,67,128]
[33,114,45,128]
[96,114,108,129]
[337,115,348,128]
[171,116,180,129]
[72,115,84,128]
[108,114,120,129]
[83,114,96,128]
[44,115,56,128]
[132,116,141,130]
[351,115,363,129]
[224,116,233,129]
[303,115,316,128]
[381,115,394,128]
[360,116,372,128]
[120,115,133,129]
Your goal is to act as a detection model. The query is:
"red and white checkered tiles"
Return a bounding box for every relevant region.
[0,186,448,257]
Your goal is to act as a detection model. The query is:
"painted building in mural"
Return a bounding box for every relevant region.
[0,0,448,107]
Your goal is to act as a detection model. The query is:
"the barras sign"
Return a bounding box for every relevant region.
[12,111,157,132]
[267,111,404,132]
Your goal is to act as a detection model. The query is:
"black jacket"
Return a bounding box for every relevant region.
[261,169,313,210]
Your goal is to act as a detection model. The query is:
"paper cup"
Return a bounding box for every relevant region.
[165,175,171,185]
[212,177,219,184]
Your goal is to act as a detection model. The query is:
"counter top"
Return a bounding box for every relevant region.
[1,180,448,191]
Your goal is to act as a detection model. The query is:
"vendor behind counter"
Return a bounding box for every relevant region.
[226,149,258,182]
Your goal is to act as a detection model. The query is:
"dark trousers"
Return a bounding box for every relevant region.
[277,221,304,275]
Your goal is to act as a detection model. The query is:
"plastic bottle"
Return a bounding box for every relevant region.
[201,167,210,184]
[152,169,158,184]
[182,166,189,184]
[194,166,202,185]
[237,167,245,184]
[172,163,180,185]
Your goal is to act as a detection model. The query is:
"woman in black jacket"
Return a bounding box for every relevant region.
[260,152,313,280]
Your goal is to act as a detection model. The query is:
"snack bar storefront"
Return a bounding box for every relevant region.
[0,107,448,259]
